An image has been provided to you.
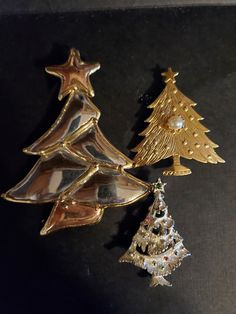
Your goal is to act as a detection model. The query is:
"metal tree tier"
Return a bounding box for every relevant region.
[132,68,225,176]
[119,179,190,287]
[3,48,151,235]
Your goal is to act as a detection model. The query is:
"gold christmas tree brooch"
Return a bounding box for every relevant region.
[133,67,224,175]
[2,48,151,235]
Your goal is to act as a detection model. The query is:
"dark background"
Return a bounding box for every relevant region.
[0,5,235,314]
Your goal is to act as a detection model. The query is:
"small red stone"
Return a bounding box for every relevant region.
[144,216,154,225]
[164,256,168,261]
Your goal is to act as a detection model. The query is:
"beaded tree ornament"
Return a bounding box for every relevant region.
[120,178,190,287]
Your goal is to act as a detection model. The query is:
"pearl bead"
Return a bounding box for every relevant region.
[167,115,185,130]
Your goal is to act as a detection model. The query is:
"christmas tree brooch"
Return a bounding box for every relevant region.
[2,48,151,235]
[120,179,190,287]
[133,68,225,175]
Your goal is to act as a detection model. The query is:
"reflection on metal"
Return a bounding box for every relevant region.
[24,92,100,155]
[40,202,104,235]
[4,150,89,203]
[66,168,149,206]
[3,48,151,235]
[68,123,132,168]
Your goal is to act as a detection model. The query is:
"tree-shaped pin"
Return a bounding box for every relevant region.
[2,48,150,235]
[119,178,190,287]
[132,68,225,175]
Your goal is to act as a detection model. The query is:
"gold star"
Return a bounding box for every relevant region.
[45,48,100,100]
[161,67,179,84]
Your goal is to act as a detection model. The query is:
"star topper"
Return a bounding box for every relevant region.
[161,67,179,84]
[45,48,100,100]
[152,178,167,193]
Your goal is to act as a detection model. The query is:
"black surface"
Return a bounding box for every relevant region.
[0,6,235,314]
[0,0,235,14]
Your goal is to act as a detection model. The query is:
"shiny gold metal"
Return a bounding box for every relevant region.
[67,120,133,169]
[40,202,104,235]
[133,67,225,176]
[46,48,100,100]
[3,150,90,203]
[41,168,150,235]
[3,48,151,235]
[64,166,150,206]
[24,92,101,155]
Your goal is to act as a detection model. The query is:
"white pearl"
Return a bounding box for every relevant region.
[167,115,185,130]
